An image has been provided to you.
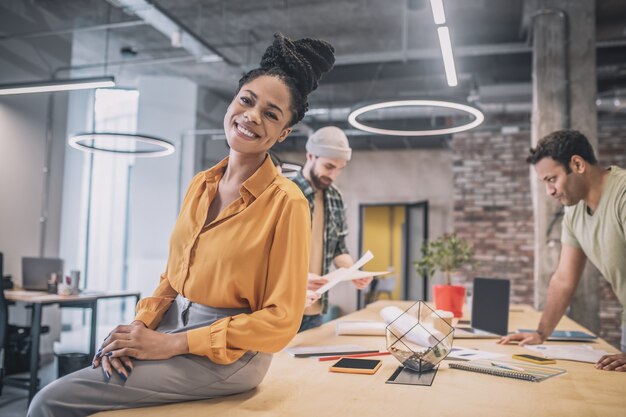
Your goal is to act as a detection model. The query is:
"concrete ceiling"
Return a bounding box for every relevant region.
[1,0,626,150]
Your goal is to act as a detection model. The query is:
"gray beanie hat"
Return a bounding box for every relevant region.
[305,126,352,161]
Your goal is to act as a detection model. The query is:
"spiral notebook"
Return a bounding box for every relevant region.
[448,359,566,382]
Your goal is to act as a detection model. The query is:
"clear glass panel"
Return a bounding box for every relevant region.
[64,89,140,340]
[405,203,427,300]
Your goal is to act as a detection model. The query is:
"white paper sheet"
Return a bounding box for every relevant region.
[380,306,445,348]
[335,321,387,336]
[447,346,507,361]
[525,344,611,363]
[284,344,373,357]
[314,250,389,295]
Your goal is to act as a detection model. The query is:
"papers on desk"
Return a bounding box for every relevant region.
[447,346,507,361]
[524,344,611,363]
[314,251,389,295]
[517,329,597,342]
[284,344,378,358]
[335,321,386,336]
[380,306,445,349]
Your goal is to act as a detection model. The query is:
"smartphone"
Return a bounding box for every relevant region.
[329,358,382,375]
[512,354,556,365]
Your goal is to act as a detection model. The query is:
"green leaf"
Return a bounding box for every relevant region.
[414,233,477,285]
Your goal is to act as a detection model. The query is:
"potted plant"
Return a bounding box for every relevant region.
[414,233,476,317]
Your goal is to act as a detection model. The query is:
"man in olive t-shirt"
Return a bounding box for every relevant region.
[499,130,626,372]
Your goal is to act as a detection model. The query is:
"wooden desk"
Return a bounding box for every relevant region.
[95,300,625,417]
[4,289,140,403]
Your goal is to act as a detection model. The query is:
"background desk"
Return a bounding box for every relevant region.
[4,289,140,402]
[95,300,624,417]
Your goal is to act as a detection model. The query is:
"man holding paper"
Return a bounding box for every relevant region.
[292,126,372,331]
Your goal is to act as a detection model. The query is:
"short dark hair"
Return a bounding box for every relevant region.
[526,130,597,172]
[237,33,335,127]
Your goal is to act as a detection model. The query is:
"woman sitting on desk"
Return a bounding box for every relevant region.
[29,33,335,417]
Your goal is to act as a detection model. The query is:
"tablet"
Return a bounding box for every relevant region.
[329,358,382,375]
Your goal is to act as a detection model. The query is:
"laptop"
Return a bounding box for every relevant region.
[22,257,64,291]
[454,277,510,339]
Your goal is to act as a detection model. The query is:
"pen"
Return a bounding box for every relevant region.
[491,361,525,372]
[318,351,391,361]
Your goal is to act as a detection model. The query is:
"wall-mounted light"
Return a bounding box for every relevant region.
[348,100,484,136]
[68,132,175,157]
[0,76,115,96]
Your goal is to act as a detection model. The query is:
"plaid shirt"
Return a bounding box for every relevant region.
[292,171,350,313]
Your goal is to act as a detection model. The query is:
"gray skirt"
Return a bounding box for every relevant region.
[28,295,273,417]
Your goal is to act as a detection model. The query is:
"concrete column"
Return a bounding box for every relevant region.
[530,0,599,332]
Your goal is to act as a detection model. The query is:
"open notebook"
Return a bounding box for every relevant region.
[448,359,566,382]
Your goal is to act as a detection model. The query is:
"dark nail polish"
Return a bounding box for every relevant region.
[117,371,127,381]
[105,371,111,380]
[105,352,112,357]
[124,365,132,373]
[96,349,102,357]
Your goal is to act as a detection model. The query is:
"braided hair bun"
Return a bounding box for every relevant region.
[238,33,336,126]
[260,33,335,98]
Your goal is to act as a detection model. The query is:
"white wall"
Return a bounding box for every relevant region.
[128,76,197,300]
[0,5,72,278]
[58,90,92,274]
[280,148,454,314]
[0,91,69,283]
[0,9,72,357]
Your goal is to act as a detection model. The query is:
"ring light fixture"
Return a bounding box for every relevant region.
[69,132,175,157]
[347,100,484,136]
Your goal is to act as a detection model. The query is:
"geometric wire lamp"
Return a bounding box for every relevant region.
[348,99,484,137]
[68,132,175,158]
[383,301,454,373]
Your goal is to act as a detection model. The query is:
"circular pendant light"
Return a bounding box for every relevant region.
[69,132,175,157]
[348,100,484,136]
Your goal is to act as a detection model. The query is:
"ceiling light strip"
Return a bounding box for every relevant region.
[437,27,458,87]
[0,76,115,95]
[429,0,446,24]
[347,100,484,136]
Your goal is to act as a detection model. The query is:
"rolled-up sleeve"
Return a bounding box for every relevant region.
[134,271,178,329]
[186,196,310,364]
[334,203,350,257]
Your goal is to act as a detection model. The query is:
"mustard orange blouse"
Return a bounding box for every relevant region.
[134,155,310,364]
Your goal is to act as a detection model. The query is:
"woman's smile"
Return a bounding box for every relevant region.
[234,121,260,140]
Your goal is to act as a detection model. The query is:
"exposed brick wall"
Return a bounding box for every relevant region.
[451,127,624,349]
[451,132,535,305]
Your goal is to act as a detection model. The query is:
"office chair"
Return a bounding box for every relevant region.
[0,252,49,395]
